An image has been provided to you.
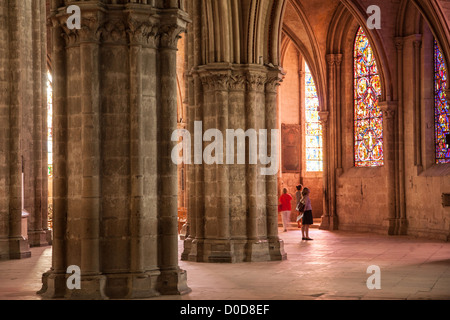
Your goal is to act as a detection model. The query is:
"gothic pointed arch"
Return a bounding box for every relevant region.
[329,1,392,101]
[281,0,327,110]
[408,0,450,71]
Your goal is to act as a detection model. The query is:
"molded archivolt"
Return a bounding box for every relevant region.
[402,0,450,70]
[333,1,392,102]
[281,0,327,110]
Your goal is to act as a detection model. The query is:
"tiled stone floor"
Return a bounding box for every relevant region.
[1,227,449,300]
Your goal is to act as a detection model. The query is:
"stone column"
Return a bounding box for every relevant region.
[0,0,10,260]
[40,2,191,300]
[53,7,107,300]
[413,38,423,170]
[245,67,271,262]
[266,68,286,261]
[395,37,407,235]
[39,2,68,298]
[246,69,266,242]
[335,54,343,174]
[318,111,331,230]
[125,11,161,299]
[157,21,191,296]
[380,101,398,235]
[7,0,31,260]
[320,54,337,231]
[228,72,247,244]
[29,0,50,248]
[183,65,286,263]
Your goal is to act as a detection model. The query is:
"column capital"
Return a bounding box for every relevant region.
[159,24,186,49]
[379,101,398,119]
[126,16,159,47]
[334,54,343,66]
[158,9,190,49]
[246,71,267,92]
[326,54,336,67]
[100,19,127,44]
[197,68,233,92]
[394,37,404,51]
[229,74,247,91]
[318,111,330,125]
[265,67,284,94]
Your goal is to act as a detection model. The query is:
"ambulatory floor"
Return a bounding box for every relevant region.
[1,228,450,300]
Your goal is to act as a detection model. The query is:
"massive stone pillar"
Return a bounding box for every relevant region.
[181,64,286,263]
[0,0,49,260]
[180,0,286,264]
[39,1,190,300]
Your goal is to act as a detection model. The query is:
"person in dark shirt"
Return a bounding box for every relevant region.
[301,188,314,240]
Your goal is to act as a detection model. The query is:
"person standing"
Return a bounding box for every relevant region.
[295,185,303,228]
[301,188,314,240]
[279,188,293,232]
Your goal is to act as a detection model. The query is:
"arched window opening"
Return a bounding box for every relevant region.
[434,40,450,164]
[354,27,384,167]
[305,63,323,172]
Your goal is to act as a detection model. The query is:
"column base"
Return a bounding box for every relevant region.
[184,238,286,263]
[245,240,270,262]
[8,237,31,259]
[184,239,244,263]
[181,237,193,261]
[157,268,191,296]
[38,271,66,299]
[104,271,161,299]
[64,275,108,300]
[268,238,287,261]
[388,218,409,235]
[319,215,339,231]
[397,218,408,235]
[28,230,52,247]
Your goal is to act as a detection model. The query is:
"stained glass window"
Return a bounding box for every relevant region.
[354,27,384,167]
[434,40,450,164]
[47,71,53,177]
[305,63,323,172]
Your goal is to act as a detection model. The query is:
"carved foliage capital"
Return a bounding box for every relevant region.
[100,19,127,43]
[246,72,267,92]
[198,72,225,92]
[228,74,247,91]
[159,24,186,49]
[265,76,282,93]
[126,17,159,47]
[55,10,104,45]
[379,101,398,120]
